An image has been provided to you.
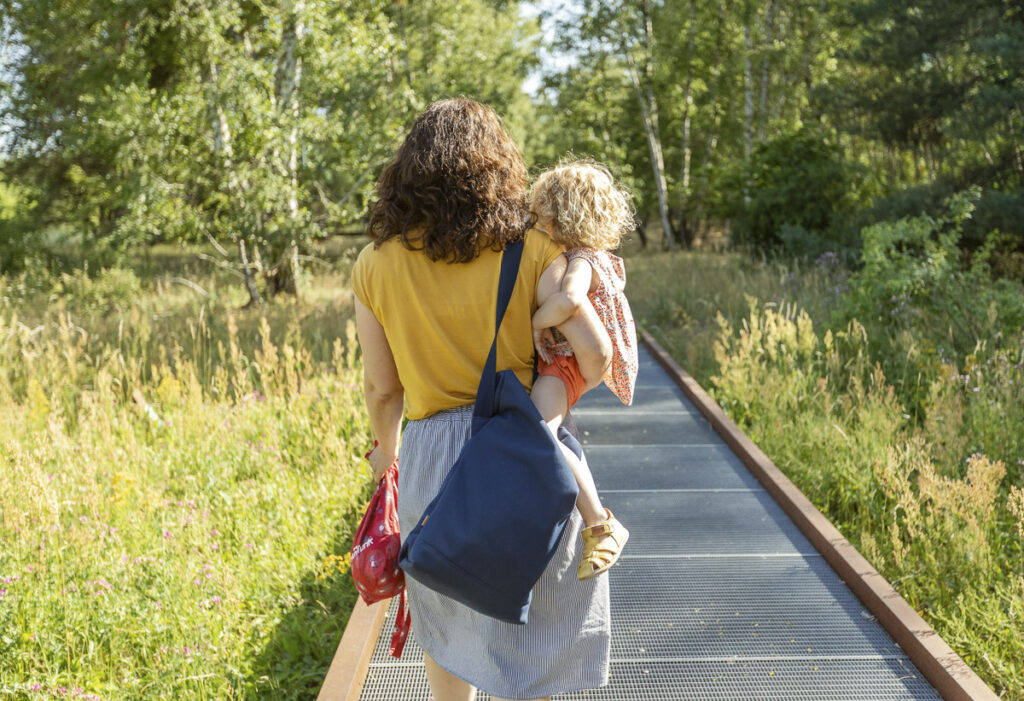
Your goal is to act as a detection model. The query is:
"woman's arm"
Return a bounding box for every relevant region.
[537,257,612,391]
[354,298,404,482]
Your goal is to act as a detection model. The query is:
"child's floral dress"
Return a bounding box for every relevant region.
[546,248,638,405]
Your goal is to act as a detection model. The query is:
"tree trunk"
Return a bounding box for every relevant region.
[207,59,260,308]
[626,56,675,252]
[271,0,305,298]
[625,1,675,251]
[693,3,727,239]
[238,238,263,308]
[634,219,649,248]
[759,0,776,141]
[679,0,696,248]
[743,20,755,206]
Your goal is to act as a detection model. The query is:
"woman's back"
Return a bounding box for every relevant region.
[352,228,562,420]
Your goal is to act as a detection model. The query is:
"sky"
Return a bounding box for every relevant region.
[519,0,582,97]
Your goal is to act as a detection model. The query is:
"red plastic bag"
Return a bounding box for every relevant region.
[350,443,411,657]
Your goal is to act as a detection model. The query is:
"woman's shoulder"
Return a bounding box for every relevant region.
[351,239,409,305]
[523,228,563,269]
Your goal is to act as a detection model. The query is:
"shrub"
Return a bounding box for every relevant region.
[847,183,1024,268]
[50,266,144,313]
[730,127,860,255]
[709,300,1024,695]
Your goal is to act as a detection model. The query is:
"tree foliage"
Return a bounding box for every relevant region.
[0,0,538,298]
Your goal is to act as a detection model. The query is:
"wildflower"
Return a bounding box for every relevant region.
[31,683,41,690]
[210,595,222,605]
[209,529,219,536]
[0,589,6,597]
[244,542,254,550]
[163,529,172,539]
[79,516,88,524]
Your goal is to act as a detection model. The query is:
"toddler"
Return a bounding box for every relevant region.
[529,159,638,580]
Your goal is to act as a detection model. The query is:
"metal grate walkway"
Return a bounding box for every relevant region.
[349,347,948,699]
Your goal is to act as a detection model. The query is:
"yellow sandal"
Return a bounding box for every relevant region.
[577,509,629,581]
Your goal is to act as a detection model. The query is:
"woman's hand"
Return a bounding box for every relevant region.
[369,446,398,483]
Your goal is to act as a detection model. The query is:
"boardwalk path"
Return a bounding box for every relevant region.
[350,346,944,700]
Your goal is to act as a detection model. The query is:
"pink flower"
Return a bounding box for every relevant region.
[163,530,172,539]
[244,542,254,549]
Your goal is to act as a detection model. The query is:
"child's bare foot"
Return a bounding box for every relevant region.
[577,509,629,580]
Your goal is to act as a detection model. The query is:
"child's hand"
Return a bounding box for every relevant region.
[533,327,555,364]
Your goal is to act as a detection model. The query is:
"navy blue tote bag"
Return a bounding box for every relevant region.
[398,238,580,625]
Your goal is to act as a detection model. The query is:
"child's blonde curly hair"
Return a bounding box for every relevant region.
[528,159,635,251]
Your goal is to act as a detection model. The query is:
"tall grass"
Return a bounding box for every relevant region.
[0,242,373,699]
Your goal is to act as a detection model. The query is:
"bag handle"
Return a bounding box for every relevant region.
[473,237,525,421]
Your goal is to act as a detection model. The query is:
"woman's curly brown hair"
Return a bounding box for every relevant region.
[366,98,530,263]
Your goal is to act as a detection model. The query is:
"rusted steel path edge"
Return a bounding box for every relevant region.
[641,330,997,701]
[317,598,387,701]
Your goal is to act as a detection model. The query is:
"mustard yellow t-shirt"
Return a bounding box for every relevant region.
[351,229,563,420]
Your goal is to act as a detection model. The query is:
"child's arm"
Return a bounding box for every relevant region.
[532,257,594,331]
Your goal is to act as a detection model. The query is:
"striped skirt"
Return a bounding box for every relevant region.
[398,404,611,699]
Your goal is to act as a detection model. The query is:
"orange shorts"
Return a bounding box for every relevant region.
[537,354,587,409]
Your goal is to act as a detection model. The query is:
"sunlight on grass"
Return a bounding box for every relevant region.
[0,242,374,699]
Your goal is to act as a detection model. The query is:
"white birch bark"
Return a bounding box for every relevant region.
[273,0,305,295]
[625,0,676,251]
[681,0,696,196]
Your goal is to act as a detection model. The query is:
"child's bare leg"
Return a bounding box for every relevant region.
[532,375,607,526]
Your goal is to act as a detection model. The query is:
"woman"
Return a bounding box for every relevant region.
[351,98,612,701]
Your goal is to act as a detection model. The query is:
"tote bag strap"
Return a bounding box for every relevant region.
[473,237,525,421]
